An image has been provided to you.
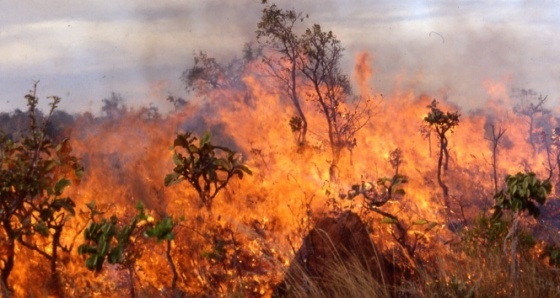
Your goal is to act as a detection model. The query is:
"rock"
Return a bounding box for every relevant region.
[274,211,391,297]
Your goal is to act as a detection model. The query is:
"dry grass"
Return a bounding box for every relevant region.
[276,240,560,298]
[277,254,390,298]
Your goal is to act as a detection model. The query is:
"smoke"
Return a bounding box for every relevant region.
[1,1,559,114]
[270,1,560,111]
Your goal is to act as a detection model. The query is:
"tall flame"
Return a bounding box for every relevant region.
[7,50,559,296]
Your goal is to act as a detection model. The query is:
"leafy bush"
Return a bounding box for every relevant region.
[0,84,82,294]
[164,131,252,211]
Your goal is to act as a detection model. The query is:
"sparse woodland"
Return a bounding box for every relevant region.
[1,2,560,297]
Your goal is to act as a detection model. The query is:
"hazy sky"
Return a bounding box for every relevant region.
[1,0,559,114]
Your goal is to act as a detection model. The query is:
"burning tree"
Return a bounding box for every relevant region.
[299,24,372,180]
[257,4,308,146]
[486,124,507,193]
[346,148,437,259]
[551,128,560,184]
[512,89,550,156]
[0,83,83,294]
[423,99,460,209]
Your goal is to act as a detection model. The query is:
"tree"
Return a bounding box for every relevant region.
[512,89,550,156]
[486,124,506,193]
[165,94,188,112]
[299,24,371,179]
[101,92,127,120]
[257,4,309,146]
[346,148,435,258]
[182,51,228,94]
[0,109,43,141]
[551,127,560,183]
[423,100,460,208]
[78,202,146,298]
[164,131,252,211]
[78,201,182,297]
[46,110,75,141]
[143,214,180,294]
[0,83,82,293]
[492,172,551,282]
[181,48,257,96]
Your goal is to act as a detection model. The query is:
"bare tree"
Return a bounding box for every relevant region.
[486,124,506,193]
[257,4,308,146]
[552,128,560,183]
[513,89,549,155]
[299,24,372,180]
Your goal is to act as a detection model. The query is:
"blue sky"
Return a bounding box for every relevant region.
[1,0,559,114]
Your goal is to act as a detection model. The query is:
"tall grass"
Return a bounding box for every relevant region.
[276,229,560,298]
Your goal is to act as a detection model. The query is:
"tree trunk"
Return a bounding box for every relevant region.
[290,62,307,146]
[442,135,449,171]
[437,136,450,209]
[504,211,520,286]
[1,221,15,290]
[166,240,179,293]
[529,116,536,156]
[49,227,63,297]
[1,238,14,290]
[128,266,136,298]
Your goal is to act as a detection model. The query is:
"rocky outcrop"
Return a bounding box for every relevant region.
[274,211,391,297]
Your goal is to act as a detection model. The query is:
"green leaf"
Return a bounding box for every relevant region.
[135,203,147,220]
[200,131,211,147]
[101,223,113,236]
[108,246,123,264]
[215,158,232,171]
[52,197,76,215]
[510,184,518,196]
[173,134,189,148]
[99,240,108,256]
[238,164,252,176]
[34,221,49,237]
[84,224,95,239]
[85,255,97,271]
[412,219,428,225]
[54,178,71,195]
[188,144,198,153]
[164,173,181,187]
[381,217,398,224]
[44,160,57,172]
[86,201,96,211]
[426,222,437,231]
[78,244,88,255]
[172,154,184,166]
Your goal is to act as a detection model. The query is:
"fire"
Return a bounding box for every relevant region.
[3,25,560,298]
[353,52,374,97]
